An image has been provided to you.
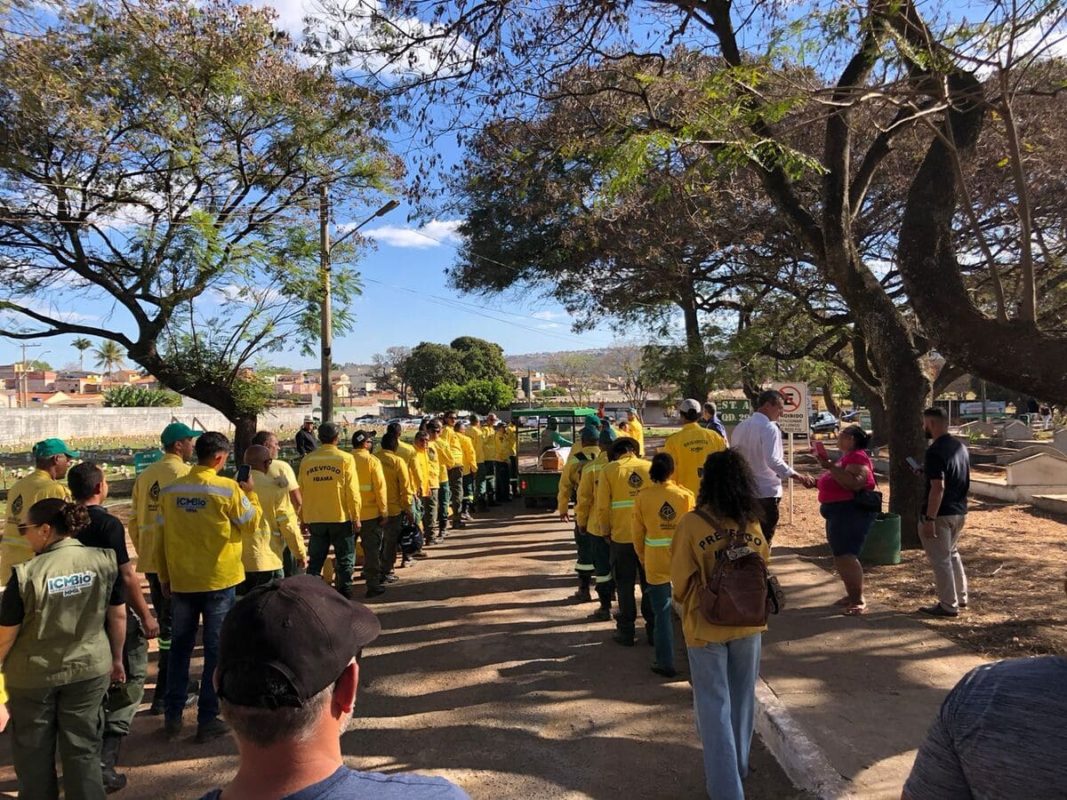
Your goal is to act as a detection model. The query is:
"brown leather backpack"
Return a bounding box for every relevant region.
[692,508,772,627]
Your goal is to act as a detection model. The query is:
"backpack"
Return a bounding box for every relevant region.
[692,508,774,627]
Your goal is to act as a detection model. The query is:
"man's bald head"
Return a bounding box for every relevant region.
[244,444,271,472]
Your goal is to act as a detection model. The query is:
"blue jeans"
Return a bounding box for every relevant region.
[646,583,674,671]
[166,588,236,724]
[688,634,762,800]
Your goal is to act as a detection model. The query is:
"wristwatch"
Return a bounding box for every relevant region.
[920,514,934,522]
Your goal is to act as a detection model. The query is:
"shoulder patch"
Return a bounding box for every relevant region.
[627,472,644,489]
[11,494,23,516]
[658,501,677,522]
[149,481,161,501]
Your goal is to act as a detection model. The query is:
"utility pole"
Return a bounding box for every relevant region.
[319,184,333,424]
[18,343,41,408]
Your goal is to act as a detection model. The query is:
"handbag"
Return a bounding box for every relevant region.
[692,509,774,627]
[853,489,883,513]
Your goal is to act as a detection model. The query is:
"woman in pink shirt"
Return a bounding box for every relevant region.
[815,426,877,615]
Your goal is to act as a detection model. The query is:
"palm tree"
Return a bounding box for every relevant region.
[71,337,93,370]
[93,341,127,379]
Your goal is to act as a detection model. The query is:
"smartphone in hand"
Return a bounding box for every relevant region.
[235,464,252,484]
[813,441,829,460]
[906,456,922,474]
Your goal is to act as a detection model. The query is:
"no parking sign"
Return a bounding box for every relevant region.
[772,382,809,435]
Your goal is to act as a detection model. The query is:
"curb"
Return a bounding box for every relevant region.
[755,678,854,799]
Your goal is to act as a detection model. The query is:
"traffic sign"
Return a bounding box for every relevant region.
[716,399,753,425]
[772,382,809,435]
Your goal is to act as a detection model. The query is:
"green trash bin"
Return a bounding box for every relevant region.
[860,512,902,565]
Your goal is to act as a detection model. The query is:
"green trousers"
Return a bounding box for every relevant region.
[358,518,385,591]
[381,515,402,575]
[421,491,438,541]
[9,673,111,800]
[103,610,148,737]
[307,522,356,594]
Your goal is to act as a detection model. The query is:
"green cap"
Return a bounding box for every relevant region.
[33,438,79,459]
[161,422,202,447]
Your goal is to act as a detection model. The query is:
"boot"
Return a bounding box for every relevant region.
[101,733,127,793]
[149,654,169,715]
[570,576,593,603]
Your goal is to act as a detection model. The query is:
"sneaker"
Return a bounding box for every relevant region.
[163,717,183,740]
[959,600,969,609]
[195,718,230,744]
[412,551,429,560]
[612,631,635,647]
[366,585,386,598]
[919,603,959,618]
[384,574,400,584]
[148,693,166,716]
[651,663,678,679]
[588,607,612,622]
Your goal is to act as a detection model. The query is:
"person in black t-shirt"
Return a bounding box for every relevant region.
[70,462,159,793]
[916,408,971,618]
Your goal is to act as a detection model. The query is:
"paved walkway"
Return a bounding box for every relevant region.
[760,548,987,799]
[0,504,805,799]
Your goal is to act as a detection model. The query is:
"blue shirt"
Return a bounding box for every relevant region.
[200,766,469,800]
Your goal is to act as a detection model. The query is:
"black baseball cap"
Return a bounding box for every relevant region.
[217,576,381,709]
[352,430,376,446]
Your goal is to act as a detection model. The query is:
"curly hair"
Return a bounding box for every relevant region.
[695,450,762,529]
[27,498,90,537]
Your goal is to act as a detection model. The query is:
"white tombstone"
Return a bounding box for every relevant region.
[1005,453,1067,487]
[1000,419,1031,442]
[1055,429,1067,454]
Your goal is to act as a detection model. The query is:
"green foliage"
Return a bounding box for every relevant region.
[103,385,181,407]
[450,336,512,384]
[535,386,567,399]
[93,342,128,376]
[421,382,465,413]
[460,378,515,414]
[404,343,468,406]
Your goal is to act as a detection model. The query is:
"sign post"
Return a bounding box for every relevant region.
[771,382,810,525]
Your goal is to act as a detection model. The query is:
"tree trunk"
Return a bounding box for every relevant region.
[231,414,258,465]
[680,293,707,401]
[882,378,928,550]
[866,392,889,449]
[822,383,841,417]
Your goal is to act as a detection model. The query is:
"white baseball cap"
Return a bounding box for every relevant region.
[679,399,702,414]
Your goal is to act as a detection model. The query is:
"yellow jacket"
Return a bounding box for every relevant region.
[670,511,770,646]
[297,444,361,524]
[466,425,486,463]
[1,469,70,579]
[482,428,500,461]
[424,442,442,489]
[557,445,601,515]
[633,480,695,584]
[352,448,388,521]
[376,450,414,517]
[440,427,464,469]
[128,453,191,575]
[458,433,478,475]
[663,422,728,496]
[575,451,609,535]
[506,427,518,457]
[244,469,305,573]
[595,453,653,544]
[411,448,432,495]
[629,418,645,455]
[158,465,262,593]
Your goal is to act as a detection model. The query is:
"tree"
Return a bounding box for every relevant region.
[404,343,467,407]
[93,341,127,379]
[0,0,398,457]
[421,382,465,414]
[450,336,512,385]
[370,345,412,407]
[548,353,597,407]
[71,337,92,370]
[606,346,652,412]
[460,378,514,415]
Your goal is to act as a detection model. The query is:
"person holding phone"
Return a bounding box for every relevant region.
[814,425,878,615]
[157,431,263,744]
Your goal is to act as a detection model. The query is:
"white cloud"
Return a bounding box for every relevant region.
[251,0,312,36]
[363,218,464,249]
[531,310,567,321]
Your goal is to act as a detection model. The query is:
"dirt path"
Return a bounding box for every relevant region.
[0,502,807,799]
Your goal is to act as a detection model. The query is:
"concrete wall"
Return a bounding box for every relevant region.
[0,401,380,447]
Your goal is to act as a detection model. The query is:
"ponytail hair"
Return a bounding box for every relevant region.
[649,453,674,483]
[27,498,90,537]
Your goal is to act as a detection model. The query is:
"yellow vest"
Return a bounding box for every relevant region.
[633,480,694,584]
[128,454,190,574]
[663,422,728,496]
[465,426,486,463]
[482,428,500,461]
[425,441,442,488]
[575,451,609,535]
[376,451,414,517]
[595,453,653,544]
[458,433,477,474]
[297,444,361,524]
[557,445,601,515]
[243,469,305,573]
[352,448,388,521]
[1,469,70,581]
[412,448,432,495]
[629,418,645,455]
[440,426,464,467]
[158,465,262,593]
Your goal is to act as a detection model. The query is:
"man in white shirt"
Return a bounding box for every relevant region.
[731,390,815,543]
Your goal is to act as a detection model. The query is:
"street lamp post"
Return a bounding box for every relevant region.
[319,193,400,424]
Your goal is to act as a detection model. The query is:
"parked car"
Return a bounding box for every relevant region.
[810,411,840,434]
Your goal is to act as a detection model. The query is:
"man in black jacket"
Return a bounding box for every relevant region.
[295,416,318,456]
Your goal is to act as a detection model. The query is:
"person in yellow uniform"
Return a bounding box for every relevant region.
[157,431,262,743]
[251,430,304,576]
[375,431,415,581]
[425,420,450,541]
[493,421,513,502]
[664,399,728,496]
[440,412,466,527]
[456,419,478,524]
[411,430,435,556]
[482,413,500,505]
[558,428,601,603]
[241,445,306,594]
[626,408,645,456]
[351,431,389,598]
[466,415,487,509]
[127,422,198,714]
[297,422,362,595]
[576,428,615,620]
[1,438,76,581]
[595,436,654,647]
[633,452,694,678]
[507,420,520,498]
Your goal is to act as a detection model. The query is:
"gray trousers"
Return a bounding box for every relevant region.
[919,514,968,611]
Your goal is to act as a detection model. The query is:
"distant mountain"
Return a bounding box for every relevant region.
[505,347,624,372]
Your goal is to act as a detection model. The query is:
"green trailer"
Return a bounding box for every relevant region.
[514,407,598,508]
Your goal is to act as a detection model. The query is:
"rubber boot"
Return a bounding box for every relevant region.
[571,574,593,603]
[101,734,127,794]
